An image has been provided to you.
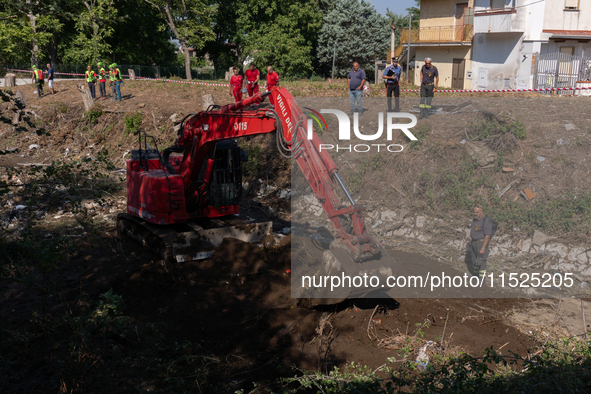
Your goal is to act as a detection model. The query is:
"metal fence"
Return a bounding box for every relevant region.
[534,52,591,93]
[5,64,218,80]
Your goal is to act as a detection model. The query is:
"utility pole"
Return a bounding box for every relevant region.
[332,41,337,79]
[407,12,412,83]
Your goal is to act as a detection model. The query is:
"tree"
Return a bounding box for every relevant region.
[144,0,216,80]
[0,1,62,66]
[110,0,176,71]
[316,0,389,81]
[62,0,120,65]
[406,0,421,25]
[201,0,240,73]
[235,0,322,77]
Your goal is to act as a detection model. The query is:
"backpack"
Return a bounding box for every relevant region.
[484,215,498,239]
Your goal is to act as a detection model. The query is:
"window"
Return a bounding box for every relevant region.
[490,0,505,9]
[565,0,579,10]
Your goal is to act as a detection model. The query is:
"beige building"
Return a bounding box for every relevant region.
[397,0,591,91]
[398,0,474,89]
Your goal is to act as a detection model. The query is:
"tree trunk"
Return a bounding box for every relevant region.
[4,74,16,88]
[27,0,38,65]
[80,84,94,111]
[183,47,192,81]
[49,31,59,69]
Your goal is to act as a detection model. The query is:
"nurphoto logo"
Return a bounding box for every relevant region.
[305,109,417,153]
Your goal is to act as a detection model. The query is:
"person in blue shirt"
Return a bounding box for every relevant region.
[46,63,55,94]
[347,62,366,115]
[382,57,401,112]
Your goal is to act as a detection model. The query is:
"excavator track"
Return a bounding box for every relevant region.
[117,213,273,263]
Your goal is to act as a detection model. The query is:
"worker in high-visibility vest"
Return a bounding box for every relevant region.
[108,63,117,101]
[110,63,122,101]
[85,65,97,99]
[31,65,44,97]
[97,62,107,100]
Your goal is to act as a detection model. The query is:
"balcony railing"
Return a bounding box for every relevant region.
[394,24,473,57]
[401,24,474,45]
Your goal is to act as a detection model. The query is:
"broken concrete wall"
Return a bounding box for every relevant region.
[293,197,591,278]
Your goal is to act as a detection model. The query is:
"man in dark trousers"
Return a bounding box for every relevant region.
[419,57,439,119]
[382,57,401,112]
[85,65,96,100]
[467,204,492,278]
[31,65,44,97]
[97,62,107,100]
[347,62,366,115]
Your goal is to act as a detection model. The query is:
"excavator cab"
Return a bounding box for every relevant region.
[207,140,245,208]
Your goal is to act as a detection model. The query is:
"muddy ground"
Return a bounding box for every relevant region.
[1,80,590,393]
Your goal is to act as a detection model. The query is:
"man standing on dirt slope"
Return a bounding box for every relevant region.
[382,56,401,112]
[347,62,366,115]
[468,204,492,278]
[419,58,439,119]
[109,64,117,101]
[31,65,44,98]
[46,63,55,95]
[266,66,279,108]
[111,63,122,101]
[244,63,260,98]
[85,65,97,100]
[229,67,243,103]
[97,62,107,100]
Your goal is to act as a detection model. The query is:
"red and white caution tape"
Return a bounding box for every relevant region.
[131,75,229,86]
[8,68,85,77]
[8,69,591,93]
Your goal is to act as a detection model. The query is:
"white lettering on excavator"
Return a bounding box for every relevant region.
[234,121,248,131]
[276,94,293,134]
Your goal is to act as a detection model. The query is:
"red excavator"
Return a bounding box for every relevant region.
[117,87,395,299]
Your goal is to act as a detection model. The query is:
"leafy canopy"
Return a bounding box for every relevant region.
[317,0,390,80]
[236,0,322,76]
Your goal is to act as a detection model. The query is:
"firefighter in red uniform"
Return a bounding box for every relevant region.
[229,67,243,103]
[266,66,279,107]
[243,63,260,97]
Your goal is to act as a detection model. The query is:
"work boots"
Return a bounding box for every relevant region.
[424,108,430,119]
[418,108,425,119]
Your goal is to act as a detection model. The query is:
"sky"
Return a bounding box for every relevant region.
[368,0,417,16]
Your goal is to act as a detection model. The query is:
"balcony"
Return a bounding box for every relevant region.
[395,24,474,56]
[474,8,523,34]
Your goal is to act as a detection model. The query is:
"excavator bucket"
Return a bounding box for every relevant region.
[293,237,399,306]
[117,213,273,263]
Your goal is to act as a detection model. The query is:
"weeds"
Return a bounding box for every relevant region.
[243,145,263,176]
[475,118,526,140]
[85,106,102,125]
[348,155,383,193]
[407,124,430,151]
[264,338,591,393]
[124,112,143,136]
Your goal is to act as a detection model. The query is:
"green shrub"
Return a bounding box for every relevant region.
[124,112,143,135]
[474,118,526,140]
[85,106,103,125]
[267,339,591,394]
